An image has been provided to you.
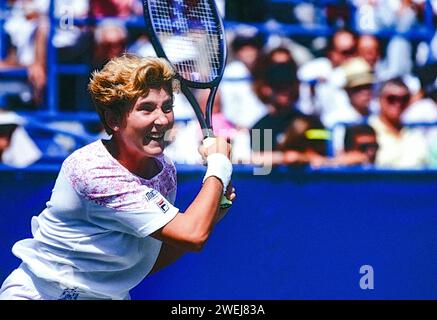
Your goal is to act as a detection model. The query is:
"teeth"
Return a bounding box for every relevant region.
[146,133,164,140]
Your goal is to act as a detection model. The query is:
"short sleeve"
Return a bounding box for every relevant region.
[62,149,179,238]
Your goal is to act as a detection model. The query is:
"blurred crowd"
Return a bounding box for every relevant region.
[1,0,437,169]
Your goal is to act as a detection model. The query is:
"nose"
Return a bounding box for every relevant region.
[154,110,170,126]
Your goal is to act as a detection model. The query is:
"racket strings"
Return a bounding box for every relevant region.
[149,0,222,83]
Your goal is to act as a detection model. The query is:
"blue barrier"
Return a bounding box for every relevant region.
[1,165,437,299]
[0,68,28,79]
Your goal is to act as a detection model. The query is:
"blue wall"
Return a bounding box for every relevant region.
[1,165,437,299]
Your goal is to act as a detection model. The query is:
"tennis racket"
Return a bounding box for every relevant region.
[143,0,232,208]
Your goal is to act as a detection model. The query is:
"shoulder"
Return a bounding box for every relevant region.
[223,61,250,78]
[368,115,382,129]
[298,57,332,82]
[62,140,138,198]
[402,98,437,123]
[286,108,304,119]
[62,140,116,176]
[251,114,271,130]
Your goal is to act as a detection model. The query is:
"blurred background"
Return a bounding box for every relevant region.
[1,0,437,168]
[1,0,437,299]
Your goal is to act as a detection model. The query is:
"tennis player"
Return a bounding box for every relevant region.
[0,54,235,300]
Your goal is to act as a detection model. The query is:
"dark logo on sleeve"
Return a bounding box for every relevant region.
[156,198,170,213]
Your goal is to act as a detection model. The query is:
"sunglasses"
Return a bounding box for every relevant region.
[357,142,379,152]
[382,94,410,105]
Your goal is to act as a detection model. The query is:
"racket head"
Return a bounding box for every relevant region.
[143,0,227,89]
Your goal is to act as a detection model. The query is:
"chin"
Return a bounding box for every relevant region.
[143,145,165,157]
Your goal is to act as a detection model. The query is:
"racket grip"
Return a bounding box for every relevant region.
[220,195,233,209]
[202,137,232,209]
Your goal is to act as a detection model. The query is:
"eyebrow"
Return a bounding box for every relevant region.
[137,98,173,108]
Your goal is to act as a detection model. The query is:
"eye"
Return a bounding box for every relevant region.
[162,103,174,113]
[140,104,155,113]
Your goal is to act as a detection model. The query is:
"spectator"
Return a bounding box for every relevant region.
[402,76,437,168]
[28,0,92,109]
[31,1,145,110]
[276,115,330,166]
[357,35,419,93]
[251,60,303,154]
[89,0,142,70]
[272,115,374,167]
[0,111,41,167]
[343,124,379,165]
[322,57,375,128]
[298,29,358,116]
[357,34,381,70]
[220,28,267,129]
[262,46,316,116]
[0,0,45,109]
[402,75,437,124]
[263,34,314,67]
[369,77,428,168]
[326,29,358,70]
[352,1,421,90]
[265,47,294,65]
[298,29,358,84]
[92,19,128,70]
[343,58,375,118]
[89,0,142,18]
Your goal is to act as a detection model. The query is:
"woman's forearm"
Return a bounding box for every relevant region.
[151,176,223,251]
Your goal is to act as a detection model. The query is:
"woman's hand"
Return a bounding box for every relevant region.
[198,136,232,161]
[216,182,236,223]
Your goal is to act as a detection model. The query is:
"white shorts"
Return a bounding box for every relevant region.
[0,264,129,300]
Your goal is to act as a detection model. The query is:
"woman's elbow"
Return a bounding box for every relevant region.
[184,232,210,252]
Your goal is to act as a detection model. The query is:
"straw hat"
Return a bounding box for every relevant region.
[341,57,374,89]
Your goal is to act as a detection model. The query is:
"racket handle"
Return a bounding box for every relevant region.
[202,137,233,209]
[220,195,233,209]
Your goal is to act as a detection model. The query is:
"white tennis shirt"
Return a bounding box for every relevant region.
[12,140,179,299]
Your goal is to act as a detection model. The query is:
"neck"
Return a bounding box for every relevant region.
[356,106,370,117]
[380,115,402,135]
[104,139,160,179]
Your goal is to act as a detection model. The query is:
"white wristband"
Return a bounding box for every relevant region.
[203,153,233,192]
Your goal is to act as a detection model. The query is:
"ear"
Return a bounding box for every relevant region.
[104,109,121,132]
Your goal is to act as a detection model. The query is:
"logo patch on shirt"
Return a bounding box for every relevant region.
[156,198,170,213]
[146,190,159,201]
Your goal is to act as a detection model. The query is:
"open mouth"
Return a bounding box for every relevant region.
[145,132,165,141]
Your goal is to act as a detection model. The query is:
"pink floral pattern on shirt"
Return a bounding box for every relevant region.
[62,140,177,211]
